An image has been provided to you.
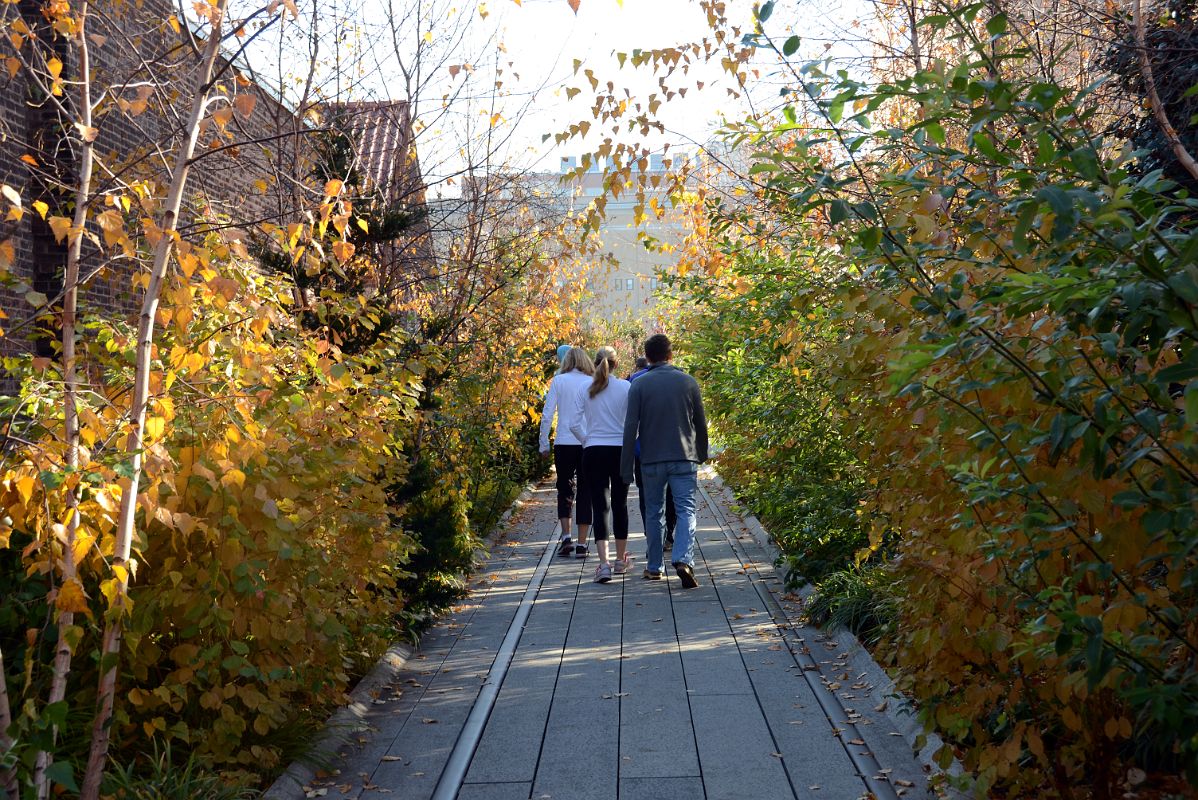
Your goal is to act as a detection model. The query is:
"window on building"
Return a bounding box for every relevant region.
[625,278,635,290]
[613,278,622,290]
[649,277,659,290]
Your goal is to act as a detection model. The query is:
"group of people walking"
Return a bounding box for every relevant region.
[538,334,708,587]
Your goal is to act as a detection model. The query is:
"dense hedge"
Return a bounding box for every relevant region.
[0,238,555,790]
[674,2,1198,794]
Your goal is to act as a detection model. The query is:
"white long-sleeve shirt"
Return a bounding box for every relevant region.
[538,370,594,451]
[568,377,631,448]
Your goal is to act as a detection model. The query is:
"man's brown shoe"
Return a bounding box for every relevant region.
[642,568,663,580]
[673,562,699,589]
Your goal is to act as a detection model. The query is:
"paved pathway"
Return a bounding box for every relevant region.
[298,472,932,800]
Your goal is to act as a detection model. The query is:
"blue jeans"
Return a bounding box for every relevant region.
[641,461,698,571]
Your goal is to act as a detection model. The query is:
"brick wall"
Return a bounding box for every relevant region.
[0,0,427,390]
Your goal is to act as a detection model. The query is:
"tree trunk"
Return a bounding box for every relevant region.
[78,5,229,796]
[32,4,94,797]
[1134,0,1198,182]
[0,645,14,800]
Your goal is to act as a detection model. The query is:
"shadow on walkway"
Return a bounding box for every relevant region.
[283,472,933,800]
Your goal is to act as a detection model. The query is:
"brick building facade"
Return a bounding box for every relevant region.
[0,0,427,382]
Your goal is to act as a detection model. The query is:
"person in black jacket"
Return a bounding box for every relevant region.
[629,359,676,552]
[620,334,708,588]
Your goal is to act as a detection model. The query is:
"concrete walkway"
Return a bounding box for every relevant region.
[295,472,932,800]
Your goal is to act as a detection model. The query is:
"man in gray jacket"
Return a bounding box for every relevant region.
[620,334,708,588]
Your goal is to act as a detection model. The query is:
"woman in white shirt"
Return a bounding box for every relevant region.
[569,346,632,583]
[539,346,595,557]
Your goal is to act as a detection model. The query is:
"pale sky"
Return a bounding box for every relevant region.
[495,0,759,166]
[479,0,874,176]
[233,0,876,193]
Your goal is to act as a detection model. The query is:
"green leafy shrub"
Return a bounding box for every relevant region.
[806,567,900,646]
[677,251,879,588]
[673,0,1198,792]
[103,743,255,800]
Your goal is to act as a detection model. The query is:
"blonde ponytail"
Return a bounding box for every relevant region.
[589,346,618,398]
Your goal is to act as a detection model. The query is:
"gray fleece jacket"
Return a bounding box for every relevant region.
[620,363,708,484]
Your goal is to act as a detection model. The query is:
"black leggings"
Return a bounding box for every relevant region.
[554,445,592,525]
[583,446,628,541]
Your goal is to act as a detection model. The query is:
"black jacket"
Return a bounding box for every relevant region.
[620,363,708,483]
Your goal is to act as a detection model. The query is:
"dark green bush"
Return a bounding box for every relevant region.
[805,567,900,647]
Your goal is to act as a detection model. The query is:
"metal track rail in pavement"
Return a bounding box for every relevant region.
[429,524,560,800]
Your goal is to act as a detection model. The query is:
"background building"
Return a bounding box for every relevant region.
[557,153,691,325]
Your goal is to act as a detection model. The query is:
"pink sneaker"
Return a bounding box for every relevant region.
[613,553,633,574]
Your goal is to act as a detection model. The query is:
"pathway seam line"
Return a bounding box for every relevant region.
[691,493,800,800]
[696,479,903,800]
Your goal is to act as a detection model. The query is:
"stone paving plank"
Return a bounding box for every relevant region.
[690,693,797,800]
[328,546,543,795]
[529,697,619,800]
[787,623,930,795]
[731,634,869,800]
[290,481,937,800]
[672,599,754,696]
[464,587,575,784]
[619,776,706,800]
[456,782,532,800]
[618,563,700,781]
[697,476,930,798]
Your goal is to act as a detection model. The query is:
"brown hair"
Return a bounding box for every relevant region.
[589,346,617,398]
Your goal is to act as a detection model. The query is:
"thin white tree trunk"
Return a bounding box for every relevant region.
[78,5,228,796]
[1134,0,1198,182]
[0,645,15,799]
[32,5,94,797]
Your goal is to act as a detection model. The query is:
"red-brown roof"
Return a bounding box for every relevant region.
[329,100,426,207]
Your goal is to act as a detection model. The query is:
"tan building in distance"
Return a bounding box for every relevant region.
[557,154,690,325]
